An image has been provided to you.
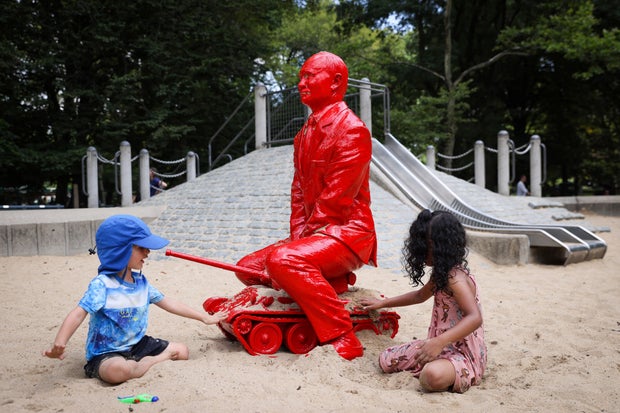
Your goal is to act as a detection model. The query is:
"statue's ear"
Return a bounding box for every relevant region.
[332,73,343,94]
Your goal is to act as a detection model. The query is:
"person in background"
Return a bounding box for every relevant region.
[361,210,487,393]
[150,168,168,196]
[43,214,227,384]
[516,174,530,196]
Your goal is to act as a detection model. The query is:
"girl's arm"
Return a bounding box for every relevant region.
[413,269,482,364]
[434,270,482,346]
[155,296,227,325]
[43,306,88,360]
[361,282,434,310]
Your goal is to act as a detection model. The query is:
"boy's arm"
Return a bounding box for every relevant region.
[43,306,88,360]
[155,296,227,325]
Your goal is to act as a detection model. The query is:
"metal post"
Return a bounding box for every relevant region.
[86,146,99,208]
[474,140,485,188]
[120,141,132,206]
[426,145,436,169]
[254,82,267,150]
[360,77,372,136]
[530,135,542,197]
[140,149,150,201]
[72,182,79,209]
[187,151,197,182]
[497,130,510,195]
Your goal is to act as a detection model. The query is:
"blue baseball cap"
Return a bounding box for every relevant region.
[95,214,169,274]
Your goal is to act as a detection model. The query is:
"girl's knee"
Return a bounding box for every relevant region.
[419,362,454,392]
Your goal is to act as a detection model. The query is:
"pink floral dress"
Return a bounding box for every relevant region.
[378,271,487,393]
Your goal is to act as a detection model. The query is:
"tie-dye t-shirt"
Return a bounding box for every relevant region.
[79,272,164,361]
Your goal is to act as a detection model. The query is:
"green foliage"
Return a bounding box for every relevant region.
[394,80,474,153]
[262,0,402,90]
[498,1,620,79]
[1,0,293,205]
[2,0,619,203]
[334,0,620,194]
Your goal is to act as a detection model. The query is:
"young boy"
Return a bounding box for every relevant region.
[43,214,226,384]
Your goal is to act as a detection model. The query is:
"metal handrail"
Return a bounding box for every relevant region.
[207,78,392,172]
[207,91,254,171]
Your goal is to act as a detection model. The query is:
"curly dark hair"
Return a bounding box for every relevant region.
[402,209,469,294]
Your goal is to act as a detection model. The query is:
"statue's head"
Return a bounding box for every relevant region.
[298,51,348,112]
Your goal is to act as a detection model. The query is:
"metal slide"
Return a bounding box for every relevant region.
[371,134,607,265]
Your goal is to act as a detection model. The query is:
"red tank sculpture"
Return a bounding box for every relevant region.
[166,250,400,356]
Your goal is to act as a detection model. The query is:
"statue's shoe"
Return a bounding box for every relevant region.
[330,330,363,360]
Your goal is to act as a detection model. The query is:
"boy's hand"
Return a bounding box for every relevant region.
[43,344,66,360]
[205,310,228,325]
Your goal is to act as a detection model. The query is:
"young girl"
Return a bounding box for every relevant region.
[361,209,487,393]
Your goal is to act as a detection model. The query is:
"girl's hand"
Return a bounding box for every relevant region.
[205,310,228,325]
[360,296,383,310]
[412,337,443,366]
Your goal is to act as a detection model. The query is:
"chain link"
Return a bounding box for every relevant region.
[150,155,186,165]
[96,154,118,165]
[437,147,473,160]
[513,143,531,156]
[156,170,187,179]
[436,161,474,173]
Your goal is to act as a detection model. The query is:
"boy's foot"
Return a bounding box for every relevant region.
[330,330,363,360]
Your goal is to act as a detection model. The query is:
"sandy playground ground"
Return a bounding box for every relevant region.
[0,213,618,413]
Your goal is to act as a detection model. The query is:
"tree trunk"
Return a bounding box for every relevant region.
[443,0,456,172]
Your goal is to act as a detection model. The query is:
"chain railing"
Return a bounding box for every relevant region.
[425,132,547,196]
[82,141,198,207]
[436,148,475,182]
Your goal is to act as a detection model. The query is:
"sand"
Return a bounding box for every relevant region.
[1,213,618,413]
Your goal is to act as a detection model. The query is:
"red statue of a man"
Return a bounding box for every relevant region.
[235,51,376,360]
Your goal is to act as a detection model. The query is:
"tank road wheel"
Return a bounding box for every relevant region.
[248,322,283,355]
[285,321,318,354]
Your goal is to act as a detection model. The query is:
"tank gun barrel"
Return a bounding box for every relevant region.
[165,249,264,278]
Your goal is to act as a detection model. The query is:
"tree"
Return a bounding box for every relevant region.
[336,0,529,170]
[0,0,293,205]
[262,0,401,90]
[497,1,620,194]
[336,0,620,194]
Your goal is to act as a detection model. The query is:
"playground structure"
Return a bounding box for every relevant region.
[250,80,607,265]
[79,78,608,266]
[214,78,547,196]
[371,134,607,265]
[166,249,400,356]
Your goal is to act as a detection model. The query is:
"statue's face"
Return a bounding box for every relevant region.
[298,55,340,112]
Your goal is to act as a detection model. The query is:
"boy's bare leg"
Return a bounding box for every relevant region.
[98,342,189,385]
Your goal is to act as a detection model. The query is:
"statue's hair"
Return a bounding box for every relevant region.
[309,51,349,98]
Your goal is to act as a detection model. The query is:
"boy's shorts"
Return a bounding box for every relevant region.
[84,335,169,379]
